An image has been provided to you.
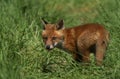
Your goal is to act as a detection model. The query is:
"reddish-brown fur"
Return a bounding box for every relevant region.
[42,19,109,65]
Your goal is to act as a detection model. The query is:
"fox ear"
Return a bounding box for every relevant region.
[41,18,48,26]
[56,19,64,30]
[41,18,48,30]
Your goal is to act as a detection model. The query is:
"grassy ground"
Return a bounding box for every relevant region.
[0,0,120,79]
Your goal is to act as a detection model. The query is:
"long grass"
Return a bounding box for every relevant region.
[0,0,120,79]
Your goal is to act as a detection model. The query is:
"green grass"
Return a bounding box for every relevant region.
[0,0,120,79]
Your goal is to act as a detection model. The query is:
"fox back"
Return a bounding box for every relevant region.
[41,19,109,65]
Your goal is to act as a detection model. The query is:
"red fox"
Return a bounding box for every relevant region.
[41,18,109,65]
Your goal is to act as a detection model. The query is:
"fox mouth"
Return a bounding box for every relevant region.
[46,48,53,51]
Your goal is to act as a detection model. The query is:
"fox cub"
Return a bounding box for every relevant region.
[41,19,109,65]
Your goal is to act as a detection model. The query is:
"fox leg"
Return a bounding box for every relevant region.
[95,40,106,65]
[72,52,82,62]
[81,50,90,63]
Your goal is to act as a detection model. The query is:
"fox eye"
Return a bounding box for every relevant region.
[43,37,48,40]
[52,37,57,40]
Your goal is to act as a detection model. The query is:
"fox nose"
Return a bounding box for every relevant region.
[46,45,50,49]
[45,45,54,50]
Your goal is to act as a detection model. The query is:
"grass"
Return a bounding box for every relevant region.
[0,0,120,79]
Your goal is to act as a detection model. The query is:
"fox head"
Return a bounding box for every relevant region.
[41,18,64,50]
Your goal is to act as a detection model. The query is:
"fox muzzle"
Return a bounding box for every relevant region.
[45,45,54,50]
